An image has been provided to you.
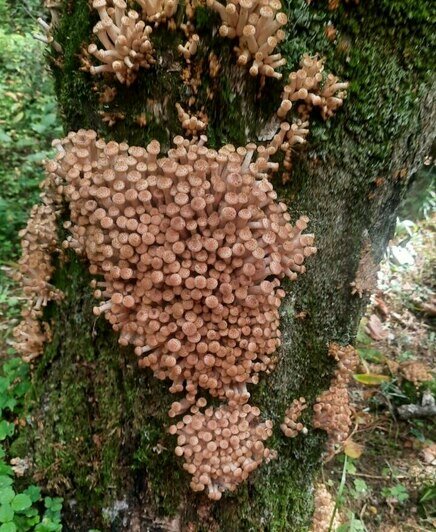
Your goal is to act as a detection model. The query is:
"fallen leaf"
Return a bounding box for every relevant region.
[343,438,364,459]
[353,373,391,385]
[421,443,436,465]
[365,314,389,341]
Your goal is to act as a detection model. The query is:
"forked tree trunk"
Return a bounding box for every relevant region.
[23,0,434,530]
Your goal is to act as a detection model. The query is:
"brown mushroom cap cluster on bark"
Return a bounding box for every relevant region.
[13,202,62,362]
[207,0,288,78]
[312,343,358,459]
[280,396,307,438]
[136,0,179,23]
[49,129,316,408]
[311,483,341,531]
[88,0,155,86]
[279,54,349,122]
[169,400,275,500]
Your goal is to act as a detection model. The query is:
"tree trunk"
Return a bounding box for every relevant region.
[23,0,434,530]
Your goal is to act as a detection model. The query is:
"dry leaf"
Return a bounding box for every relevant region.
[343,438,364,459]
[365,314,388,341]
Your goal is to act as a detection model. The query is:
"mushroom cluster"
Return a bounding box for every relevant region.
[280,397,307,438]
[178,34,200,61]
[136,0,179,23]
[400,361,433,388]
[13,203,62,362]
[312,343,358,458]
[311,483,341,531]
[35,0,62,52]
[169,401,275,500]
[278,54,349,122]
[175,103,207,135]
[207,0,287,78]
[88,0,155,85]
[49,129,316,410]
[275,54,348,182]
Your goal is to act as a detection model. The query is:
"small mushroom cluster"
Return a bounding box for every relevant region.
[311,483,341,532]
[50,130,316,410]
[400,361,433,388]
[13,203,62,362]
[35,0,62,52]
[278,54,349,122]
[169,400,275,500]
[207,0,287,79]
[312,343,358,459]
[88,0,155,85]
[178,34,200,61]
[276,54,348,182]
[136,0,179,23]
[280,397,307,438]
[175,103,207,135]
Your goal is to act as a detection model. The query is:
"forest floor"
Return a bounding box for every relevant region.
[323,214,436,532]
[0,2,435,531]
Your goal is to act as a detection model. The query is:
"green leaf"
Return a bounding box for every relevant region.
[353,374,391,386]
[0,130,12,144]
[0,522,17,532]
[420,485,436,503]
[0,422,14,441]
[0,488,14,505]
[10,493,32,512]
[0,479,12,490]
[357,347,384,363]
[23,485,41,503]
[0,503,13,523]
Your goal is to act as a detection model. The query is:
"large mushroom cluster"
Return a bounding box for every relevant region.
[13,202,62,362]
[207,0,287,79]
[312,343,358,459]
[88,0,155,85]
[169,400,275,500]
[46,128,317,497]
[49,129,316,409]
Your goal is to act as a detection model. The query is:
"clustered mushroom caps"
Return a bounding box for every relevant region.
[280,397,307,438]
[311,483,341,532]
[88,0,155,86]
[207,0,287,79]
[278,54,349,122]
[175,103,207,135]
[12,202,62,362]
[136,0,179,23]
[169,400,275,500]
[49,129,316,410]
[400,361,433,388]
[178,34,200,61]
[275,54,348,182]
[312,343,358,459]
[35,0,62,52]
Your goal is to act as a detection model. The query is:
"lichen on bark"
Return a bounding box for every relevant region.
[24,0,436,529]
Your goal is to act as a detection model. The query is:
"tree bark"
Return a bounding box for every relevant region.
[22,0,435,530]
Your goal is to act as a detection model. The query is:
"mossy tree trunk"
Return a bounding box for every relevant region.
[25,0,434,530]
